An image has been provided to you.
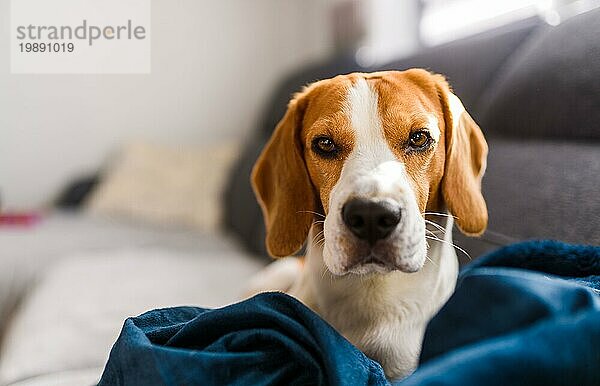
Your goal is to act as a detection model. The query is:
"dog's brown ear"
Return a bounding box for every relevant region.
[436,77,488,236]
[251,92,316,257]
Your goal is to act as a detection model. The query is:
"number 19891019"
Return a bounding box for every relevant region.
[19,42,75,53]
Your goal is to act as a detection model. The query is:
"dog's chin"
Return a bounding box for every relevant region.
[323,242,426,277]
[346,255,425,276]
[347,260,398,275]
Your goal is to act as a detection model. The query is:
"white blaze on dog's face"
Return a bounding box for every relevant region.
[252,69,488,276]
[323,78,432,274]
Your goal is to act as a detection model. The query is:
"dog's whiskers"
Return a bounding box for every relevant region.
[320,264,332,283]
[422,212,458,220]
[311,230,324,245]
[425,229,442,238]
[316,237,326,248]
[311,220,325,227]
[297,210,326,218]
[424,254,438,268]
[425,235,471,260]
[424,219,446,234]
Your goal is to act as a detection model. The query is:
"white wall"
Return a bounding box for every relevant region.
[357,0,421,66]
[0,0,333,210]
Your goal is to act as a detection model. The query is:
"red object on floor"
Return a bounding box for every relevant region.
[0,213,42,227]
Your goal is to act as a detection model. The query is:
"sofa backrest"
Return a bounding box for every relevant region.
[477,7,600,141]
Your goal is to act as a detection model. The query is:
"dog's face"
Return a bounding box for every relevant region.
[252,70,487,276]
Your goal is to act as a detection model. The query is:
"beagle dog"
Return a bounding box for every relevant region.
[248,69,488,379]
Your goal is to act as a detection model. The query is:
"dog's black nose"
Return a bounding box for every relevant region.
[342,198,401,245]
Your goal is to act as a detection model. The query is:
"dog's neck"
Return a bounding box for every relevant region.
[289,216,459,377]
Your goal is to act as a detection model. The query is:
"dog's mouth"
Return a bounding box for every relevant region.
[362,255,386,267]
[338,246,425,276]
[346,254,393,274]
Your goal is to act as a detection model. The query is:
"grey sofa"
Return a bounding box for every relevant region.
[224,9,600,262]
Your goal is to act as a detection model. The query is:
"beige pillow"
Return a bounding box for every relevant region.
[87,141,239,232]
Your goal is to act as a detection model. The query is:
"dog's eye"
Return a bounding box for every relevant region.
[312,136,338,157]
[408,130,431,149]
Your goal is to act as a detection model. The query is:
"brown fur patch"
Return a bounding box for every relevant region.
[300,76,355,213]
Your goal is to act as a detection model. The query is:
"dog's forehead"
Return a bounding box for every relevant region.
[371,71,441,114]
[303,70,441,126]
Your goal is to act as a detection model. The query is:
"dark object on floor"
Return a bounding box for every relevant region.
[55,174,100,209]
[99,241,600,386]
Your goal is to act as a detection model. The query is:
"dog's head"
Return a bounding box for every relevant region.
[252,70,487,275]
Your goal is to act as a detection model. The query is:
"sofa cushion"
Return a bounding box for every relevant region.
[453,138,600,262]
[87,141,240,232]
[478,8,600,140]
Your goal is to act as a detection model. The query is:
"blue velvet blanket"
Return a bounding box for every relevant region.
[99,241,600,385]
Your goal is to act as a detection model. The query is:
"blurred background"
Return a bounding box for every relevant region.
[0,0,599,385]
[2,0,597,210]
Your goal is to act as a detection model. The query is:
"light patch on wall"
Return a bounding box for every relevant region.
[420,0,541,46]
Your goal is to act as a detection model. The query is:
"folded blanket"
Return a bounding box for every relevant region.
[98,294,387,386]
[99,241,600,386]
